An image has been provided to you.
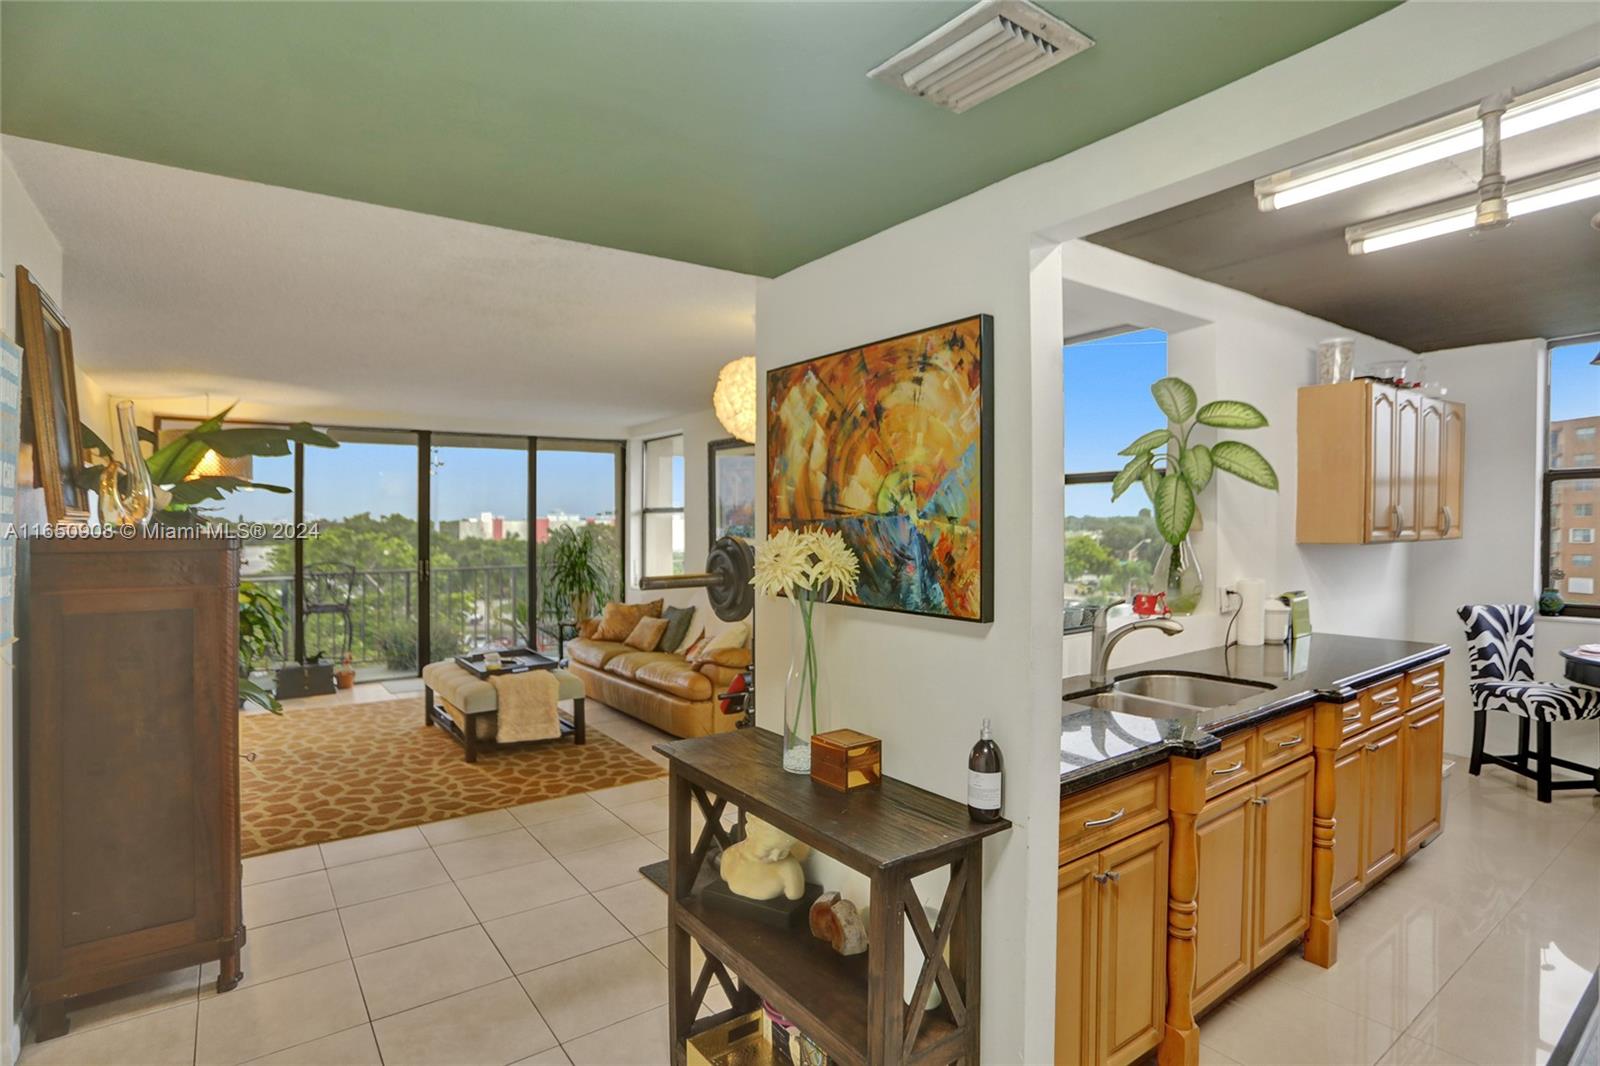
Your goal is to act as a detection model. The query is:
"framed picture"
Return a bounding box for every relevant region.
[15,266,89,523]
[766,314,993,623]
[708,437,755,542]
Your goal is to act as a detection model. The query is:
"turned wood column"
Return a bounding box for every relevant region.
[1304,701,1347,968]
[1159,758,1204,1066]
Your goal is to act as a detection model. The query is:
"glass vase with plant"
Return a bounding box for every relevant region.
[1112,377,1279,614]
[752,527,860,773]
[238,581,288,712]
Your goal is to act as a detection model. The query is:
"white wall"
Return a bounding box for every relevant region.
[1407,339,1600,770]
[1059,243,1419,675]
[754,6,1598,1061]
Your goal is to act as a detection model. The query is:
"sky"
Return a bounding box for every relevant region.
[220,439,622,524]
[1064,328,1169,517]
[1550,338,1600,422]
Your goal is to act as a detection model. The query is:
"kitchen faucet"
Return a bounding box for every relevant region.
[1089,599,1184,686]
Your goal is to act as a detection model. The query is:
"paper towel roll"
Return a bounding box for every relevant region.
[1237,578,1265,646]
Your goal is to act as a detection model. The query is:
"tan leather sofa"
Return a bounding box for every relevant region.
[566,638,748,738]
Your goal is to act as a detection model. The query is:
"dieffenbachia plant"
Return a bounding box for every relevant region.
[1111,377,1279,545]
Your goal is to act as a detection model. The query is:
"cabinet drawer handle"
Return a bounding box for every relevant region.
[1084,808,1126,829]
[1409,721,1430,730]
[1276,735,1304,748]
[1342,708,1362,722]
[1092,871,1121,884]
[1443,504,1454,531]
[1376,694,1401,707]
[1366,742,1383,752]
[1211,760,1245,776]
[1250,797,1270,807]
[1415,679,1440,691]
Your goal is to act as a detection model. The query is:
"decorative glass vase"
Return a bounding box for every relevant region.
[782,588,828,774]
[97,400,155,529]
[1155,535,1204,616]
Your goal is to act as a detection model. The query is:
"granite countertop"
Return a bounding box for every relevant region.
[1059,633,1449,796]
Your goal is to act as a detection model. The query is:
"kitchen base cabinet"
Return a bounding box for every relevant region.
[1191,787,1253,1014]
[1056,799,1170,1066]
[1403,700,1445,853]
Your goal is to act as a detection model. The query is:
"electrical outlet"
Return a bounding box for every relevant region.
[1220,585,1240,614]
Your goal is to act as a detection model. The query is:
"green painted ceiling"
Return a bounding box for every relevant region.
[1,1,1395,277]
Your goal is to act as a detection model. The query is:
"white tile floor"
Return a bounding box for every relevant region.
[21,686,1600,1066]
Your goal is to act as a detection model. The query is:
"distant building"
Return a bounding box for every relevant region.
[458,511,530,541]
[1549,416,1600,598]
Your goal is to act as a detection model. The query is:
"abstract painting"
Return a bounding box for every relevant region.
[767,315,993,622]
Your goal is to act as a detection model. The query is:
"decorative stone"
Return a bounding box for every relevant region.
[808,891,868,956]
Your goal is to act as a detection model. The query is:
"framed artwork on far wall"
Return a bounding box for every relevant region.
[15,266,89,523]
[708,437,755,542]
[766,314,993,623]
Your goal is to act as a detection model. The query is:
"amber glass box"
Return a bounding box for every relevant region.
[810,728,882,791]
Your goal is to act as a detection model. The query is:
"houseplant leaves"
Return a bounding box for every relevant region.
[1195,400,1269,429]
[1151,377,1197,424]
[1210,440,1279,490]
[1111,453,1151,501]
[1152,471,1196,546]
[1118,429,1170,457]
[1180,443,1214,492]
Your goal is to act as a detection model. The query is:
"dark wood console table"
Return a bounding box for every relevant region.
[656,727,1010,1066]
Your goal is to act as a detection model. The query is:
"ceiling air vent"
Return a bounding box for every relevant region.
[868,0,1094,114]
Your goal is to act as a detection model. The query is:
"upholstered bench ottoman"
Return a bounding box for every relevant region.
[420,660,586,763]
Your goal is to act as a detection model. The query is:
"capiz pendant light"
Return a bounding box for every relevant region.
[713,356,757,444]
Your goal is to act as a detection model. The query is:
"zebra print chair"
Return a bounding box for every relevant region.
[1458,604,1600,802]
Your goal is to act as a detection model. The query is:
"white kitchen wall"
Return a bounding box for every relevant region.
[1060,243,1417,676]
[1408,339,1600,770]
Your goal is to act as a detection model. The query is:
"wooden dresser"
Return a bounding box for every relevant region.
[17,535,245,1039]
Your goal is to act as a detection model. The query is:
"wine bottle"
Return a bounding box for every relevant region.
[967,718,1003,822]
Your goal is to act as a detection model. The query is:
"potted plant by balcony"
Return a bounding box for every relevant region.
[538,524,617,629]
[1112,377,1278,614]
[238,581,288,712]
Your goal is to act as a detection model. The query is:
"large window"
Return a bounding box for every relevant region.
[1544,335,1600,613]
[641,433,685,577]
[1063,327,1167,629]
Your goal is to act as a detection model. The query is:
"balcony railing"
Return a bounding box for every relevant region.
[246,564,555,671]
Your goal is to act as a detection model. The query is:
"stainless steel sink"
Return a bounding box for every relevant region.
[1110,672,1273,707]
[1074,691,1198,719]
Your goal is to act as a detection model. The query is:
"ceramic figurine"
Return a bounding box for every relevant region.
[1540,587,1566,615]
[717,815,810,901]
[808,891,868,956]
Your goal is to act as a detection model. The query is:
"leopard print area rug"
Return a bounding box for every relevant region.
[239,696,664,856]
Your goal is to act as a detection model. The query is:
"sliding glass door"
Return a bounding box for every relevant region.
[534,440,624,654]
[300,428,420,681]
[428,434,531,661]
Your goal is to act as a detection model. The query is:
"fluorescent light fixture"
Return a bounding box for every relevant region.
[1345,158,1600,254]
[1258,66,1600,210]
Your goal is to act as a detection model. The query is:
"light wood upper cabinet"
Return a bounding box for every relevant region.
[1418,400,1444,540]
[1442,403,1465,538]
[1297,381,1464,544]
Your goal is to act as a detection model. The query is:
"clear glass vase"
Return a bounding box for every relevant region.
[1155,535,1204,616]
[97,400,155,529]
[782,589,828,774]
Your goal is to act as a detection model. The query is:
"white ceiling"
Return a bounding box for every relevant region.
[3,136,759,437]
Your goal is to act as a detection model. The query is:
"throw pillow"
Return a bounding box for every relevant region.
[701,621,750,654]
[624,616,668,652]
[681,632,711,660]
[660,605,695,654]
[594,601,649,642]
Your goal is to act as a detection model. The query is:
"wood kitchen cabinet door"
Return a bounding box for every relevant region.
[1361,720,1406,883]
[1402,704,1445,854]
[1055,854,1099,1066]
[1394,392,1421,540]
[1251,758,1314,966]
[1330,742,1367,911]
[1097,825,1169,1066]
[1192,786,1254,1013]
[1418,399,1445,540]
[1442,402,1465,538]
[1368,385,1399,542]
